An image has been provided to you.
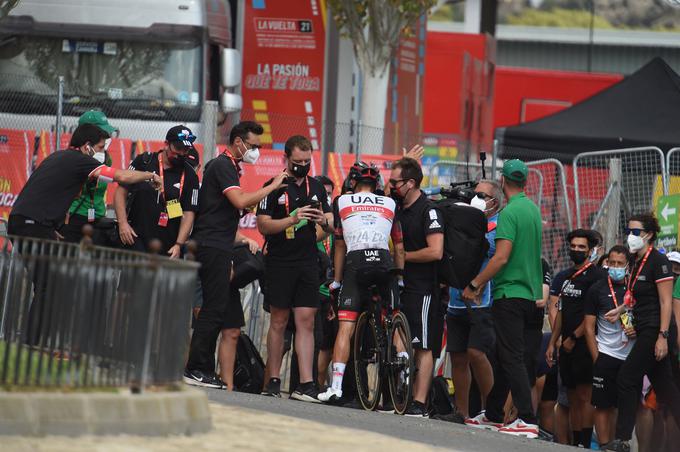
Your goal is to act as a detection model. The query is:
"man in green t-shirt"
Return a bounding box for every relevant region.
[462,159,543,438]
[61,111,118,244]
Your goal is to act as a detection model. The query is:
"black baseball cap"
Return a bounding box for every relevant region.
[166,125,196,151]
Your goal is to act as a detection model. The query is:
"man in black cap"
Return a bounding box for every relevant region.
[114,125,201,257]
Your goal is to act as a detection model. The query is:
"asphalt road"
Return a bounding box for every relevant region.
[204,389,576,452]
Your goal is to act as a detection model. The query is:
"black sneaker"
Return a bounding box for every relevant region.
[183,369,225,389]
[602,440,630,452]
[404,401,428,417]
[290,382,321,403]
[261,378,282,398]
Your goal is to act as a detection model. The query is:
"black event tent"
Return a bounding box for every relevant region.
[496,57,680,163]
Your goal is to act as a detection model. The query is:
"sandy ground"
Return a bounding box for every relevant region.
[3,402,445,452]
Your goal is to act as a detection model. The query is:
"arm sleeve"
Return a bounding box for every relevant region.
[257,181,277,217]
[77,154,105,180]
[215,158,240,194]
[494,209,517,243]
[180,169,200,212]
[653,254,674,283]
[550,272,564,297]
[390,220,403,244]
[423,206,444,236]
[333,198,343,239]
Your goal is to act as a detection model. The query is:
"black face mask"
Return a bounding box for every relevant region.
[569,250,588,265]
[291,162,310,178]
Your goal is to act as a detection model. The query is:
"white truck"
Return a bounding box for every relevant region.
[0,0,242,155]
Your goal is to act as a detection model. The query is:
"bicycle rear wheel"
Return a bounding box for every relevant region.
[387,311,414,415]
[354,311,381,411]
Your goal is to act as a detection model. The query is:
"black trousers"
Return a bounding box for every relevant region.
[615,324,680,441]
[186,246,233,373]
[485,298,537,424]
[7,215,57,346]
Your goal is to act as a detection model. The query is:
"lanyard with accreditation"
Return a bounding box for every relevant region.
[157,153,185,227]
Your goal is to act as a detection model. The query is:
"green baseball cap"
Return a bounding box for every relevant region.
[78,110,117,135]
[502,159,528,182]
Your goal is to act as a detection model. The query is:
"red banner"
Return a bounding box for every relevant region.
[0,129,34,220]
[241,0,326,150]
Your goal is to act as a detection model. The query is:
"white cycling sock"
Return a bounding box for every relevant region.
[331,362,346,391]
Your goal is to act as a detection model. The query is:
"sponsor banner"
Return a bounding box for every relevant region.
[0,129,34,220]
[241,0,326,149]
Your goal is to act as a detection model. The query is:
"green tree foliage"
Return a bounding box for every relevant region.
[328,0,436,76]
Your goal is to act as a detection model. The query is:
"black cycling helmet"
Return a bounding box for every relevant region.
[356,165,379,184]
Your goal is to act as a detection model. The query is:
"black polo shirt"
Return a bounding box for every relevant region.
[126,151,200,253]
[397,191,444,293]
[191,154,242,252]
[629,248,673,329]
[257,176,331,265]
[551,263,606,338]
[527,259,553,330]
[11,149,104,226]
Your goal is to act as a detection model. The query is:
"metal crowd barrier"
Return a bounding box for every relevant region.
[0,235,199,391]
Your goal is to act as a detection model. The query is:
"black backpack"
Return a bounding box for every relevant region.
[233,332,265,394]
[429,376,456,416]
[231,244,265,289]
[436,198,489,290]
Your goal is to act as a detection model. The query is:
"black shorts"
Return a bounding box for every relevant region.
[559,338,593,389]
[541,370,558,402]
[197,246,244,330]
[337,249,398,321]
[592,352,625,409]
[524,328,543,387]
[264,262,319,309]
[401,290,444,355]
[446,308,495,355]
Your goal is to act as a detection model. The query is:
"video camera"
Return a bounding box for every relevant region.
[440,180,477,204]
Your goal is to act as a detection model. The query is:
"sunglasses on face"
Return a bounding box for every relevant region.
[475,192,492,200]
[243,141,261,151]
[176,132,196,143]
[388,178,409,187]
[624,228,645,236]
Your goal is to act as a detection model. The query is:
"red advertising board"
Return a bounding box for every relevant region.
[241,0,326,151]
[0,129,34,220]
[383,15,427,155]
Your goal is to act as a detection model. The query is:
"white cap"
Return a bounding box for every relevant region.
[667,251,680,264]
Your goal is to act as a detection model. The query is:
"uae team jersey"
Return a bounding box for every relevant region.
[335,192,401,252]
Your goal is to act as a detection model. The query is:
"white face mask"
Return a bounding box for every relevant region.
[470,195,487,212]
[627,233,646,253]
[241,143,260,164]
[93,152,106,163]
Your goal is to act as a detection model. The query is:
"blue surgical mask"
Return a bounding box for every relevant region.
[608,266,626,282]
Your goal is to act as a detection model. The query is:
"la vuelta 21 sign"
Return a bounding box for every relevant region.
[241,0,327,151]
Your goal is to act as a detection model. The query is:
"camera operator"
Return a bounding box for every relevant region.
[257,135,333,402]
[448,180,501,419]
[389,157,445,417]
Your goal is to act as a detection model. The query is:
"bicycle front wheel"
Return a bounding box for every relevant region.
[387,311,414,415]
[354,311,381,411]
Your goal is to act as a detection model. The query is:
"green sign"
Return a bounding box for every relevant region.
[657,194,680,249]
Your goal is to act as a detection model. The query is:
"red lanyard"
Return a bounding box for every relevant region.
[559,262,592,298]
[627,246,652,293]
[284,176,309,215]
[158,153,185,203]
[607,276,627,308]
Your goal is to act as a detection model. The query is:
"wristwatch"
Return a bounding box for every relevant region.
[660,330,670,339]
[467,281,478,291]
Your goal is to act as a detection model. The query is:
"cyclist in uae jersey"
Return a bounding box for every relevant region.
[318,163,404,403]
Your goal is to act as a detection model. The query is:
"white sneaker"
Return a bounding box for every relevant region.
[464,411,503,431]
[498,418,539,439]
[318,387,343,403]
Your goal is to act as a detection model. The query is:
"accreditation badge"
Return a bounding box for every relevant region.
[166,199,183,219]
